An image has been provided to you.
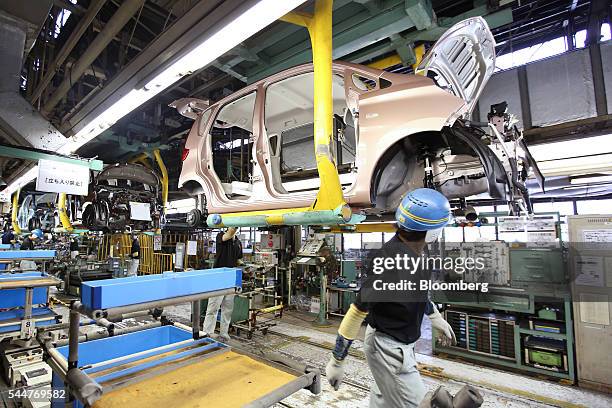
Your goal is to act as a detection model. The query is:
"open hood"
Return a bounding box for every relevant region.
[416,17,496,116]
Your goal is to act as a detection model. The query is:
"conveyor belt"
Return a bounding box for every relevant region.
[92,351,297,408]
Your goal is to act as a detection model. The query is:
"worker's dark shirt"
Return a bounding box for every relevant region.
[131,239,140,259]
[1,232,14,244]
[214,231,242,268]
[20,237,35,250]
[355,234,430,345]
[70,240,79,251]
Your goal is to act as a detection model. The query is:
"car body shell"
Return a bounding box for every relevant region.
[179,17,503,215]
[179,62,466,214]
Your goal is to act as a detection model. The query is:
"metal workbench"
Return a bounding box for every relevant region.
[46,268,320,407]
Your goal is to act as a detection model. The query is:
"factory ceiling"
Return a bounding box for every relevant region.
[0,0,607,199]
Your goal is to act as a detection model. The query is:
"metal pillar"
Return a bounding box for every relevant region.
[192,300,201,340]
[314,265,329,327]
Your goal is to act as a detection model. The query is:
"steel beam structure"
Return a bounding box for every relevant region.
[59,0,251,138]
[0,143,104,170]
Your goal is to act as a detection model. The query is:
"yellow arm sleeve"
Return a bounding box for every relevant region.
[338,304,368,340]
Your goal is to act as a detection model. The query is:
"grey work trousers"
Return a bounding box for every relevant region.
[364,325,426,408]
[202,294,235,338]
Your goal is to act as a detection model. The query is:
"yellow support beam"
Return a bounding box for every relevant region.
[279,10,312,27]
[366,44,426,71]
[210,0,353,228]
[367,54,402,70]
[57,193,73,232]
[128,152,152,169]
[326,222,398,233]
[153,149,168,210]
[413,44,425,71]
[308,0,346,212]
[11,189,21,234]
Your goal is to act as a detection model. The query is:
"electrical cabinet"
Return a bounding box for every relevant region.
[568,215,612,392]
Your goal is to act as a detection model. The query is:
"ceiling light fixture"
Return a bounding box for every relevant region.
[7,0,307,191]
[569,175,612,185]
[61,0,307,155]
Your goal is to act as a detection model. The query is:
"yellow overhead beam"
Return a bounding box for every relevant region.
[57,193,73,232]
[279,10,312,27]
[11,189,21,234]
[326,222,398,233]
[366,44,426,71]
[153,149,168,210]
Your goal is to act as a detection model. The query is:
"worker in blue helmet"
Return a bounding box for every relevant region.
[326,188,456,407]
[20,229,44,251]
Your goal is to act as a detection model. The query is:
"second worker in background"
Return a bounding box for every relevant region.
[203,227,243,342]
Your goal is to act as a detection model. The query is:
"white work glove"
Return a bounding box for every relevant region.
[325,357,345,390]
[428,307,456,347]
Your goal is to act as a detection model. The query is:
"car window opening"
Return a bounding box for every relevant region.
[210,91,256,200]
[264,72,356,193]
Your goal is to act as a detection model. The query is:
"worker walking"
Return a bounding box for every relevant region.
[325,188,456,407]
[203,227,242,342]
[128,233,140,277]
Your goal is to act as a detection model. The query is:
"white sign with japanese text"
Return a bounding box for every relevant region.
[36,159,89,195]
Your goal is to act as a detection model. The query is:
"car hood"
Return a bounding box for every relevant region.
[96,163,160,187]
[415,17,496,116]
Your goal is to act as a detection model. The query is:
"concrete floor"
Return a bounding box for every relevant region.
[162,305,612,408]
[2,300,610,407]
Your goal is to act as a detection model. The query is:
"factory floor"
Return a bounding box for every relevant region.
[161,306,612,408]
[3,301,611,408]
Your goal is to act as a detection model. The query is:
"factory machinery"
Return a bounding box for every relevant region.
[62,257,124,297]
[0,265,62,408]
[432,214,576,382]
[41,268,320,407]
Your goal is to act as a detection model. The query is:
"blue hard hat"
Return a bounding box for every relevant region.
[32,229,44,239]
[395,188,451,231]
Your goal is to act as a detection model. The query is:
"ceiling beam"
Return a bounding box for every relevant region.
[247,0,415,82]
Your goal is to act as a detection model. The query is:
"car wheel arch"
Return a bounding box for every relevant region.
[369,130,442,210]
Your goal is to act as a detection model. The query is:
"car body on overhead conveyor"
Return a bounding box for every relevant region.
[176,17,543,225]
[82,163,163,232]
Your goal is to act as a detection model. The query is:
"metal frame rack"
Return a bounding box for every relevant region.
[434,292,575,382]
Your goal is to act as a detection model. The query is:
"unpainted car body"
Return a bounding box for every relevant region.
[178,18,541,220]
[82,163,162,232]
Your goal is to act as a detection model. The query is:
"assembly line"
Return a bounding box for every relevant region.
[1,0,612,407]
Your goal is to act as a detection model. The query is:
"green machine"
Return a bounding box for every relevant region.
[432,243,576,383]
[340,259,358,310]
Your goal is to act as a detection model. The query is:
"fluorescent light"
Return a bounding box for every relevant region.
[5,0,307,193]
[61,0,307,155]
[570,175,612,185]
